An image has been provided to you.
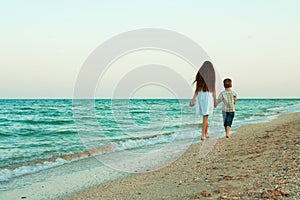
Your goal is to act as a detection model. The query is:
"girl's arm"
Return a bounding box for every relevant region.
[213,89,217,106]
[214,91,222,107]
[189,90,198,107]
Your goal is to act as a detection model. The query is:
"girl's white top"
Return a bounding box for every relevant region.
[196,91,214,116]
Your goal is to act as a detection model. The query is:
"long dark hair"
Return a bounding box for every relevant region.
[193,61,216,92]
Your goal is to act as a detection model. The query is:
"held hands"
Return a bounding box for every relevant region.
[214,101,218,108]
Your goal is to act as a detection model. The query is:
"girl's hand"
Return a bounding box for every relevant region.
[190,90,197,107]
[189,100,194,107]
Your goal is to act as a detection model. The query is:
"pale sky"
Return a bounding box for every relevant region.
[0,0,299,98]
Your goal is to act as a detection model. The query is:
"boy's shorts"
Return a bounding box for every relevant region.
[222,111,235,127]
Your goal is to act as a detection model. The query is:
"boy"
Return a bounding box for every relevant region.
[215,78,237,138]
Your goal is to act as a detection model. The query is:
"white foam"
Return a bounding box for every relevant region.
[0,156,88,182]
[113,129,198,152]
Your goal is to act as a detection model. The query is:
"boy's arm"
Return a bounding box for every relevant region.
[233,91,237,104]
[189,90,198,107]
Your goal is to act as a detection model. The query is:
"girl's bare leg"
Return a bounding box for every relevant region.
[205,122,209,138]
[201,115,208,141]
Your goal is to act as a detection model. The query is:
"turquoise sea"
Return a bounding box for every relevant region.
[0,99,300,197]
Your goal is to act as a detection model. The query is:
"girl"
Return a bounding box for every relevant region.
[190,61,216,141]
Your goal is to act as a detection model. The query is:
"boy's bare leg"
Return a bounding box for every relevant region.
[201,115,208,140]
[225,126,230,138]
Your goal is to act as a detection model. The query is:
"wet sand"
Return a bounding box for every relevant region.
[62,112,300,200]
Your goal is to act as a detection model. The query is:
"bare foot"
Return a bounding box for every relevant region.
[201,136,206,141]
[226,135,230,138]
[205,133,210,138]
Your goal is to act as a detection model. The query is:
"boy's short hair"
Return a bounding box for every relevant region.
[223,78,232,88]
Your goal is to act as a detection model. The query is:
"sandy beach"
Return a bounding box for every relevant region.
[62,112,300,200]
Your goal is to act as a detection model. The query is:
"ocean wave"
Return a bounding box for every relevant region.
[128,110,149,114]
[0,118,9,123]
[0,155,88,182]
[54,130,78,135]
[113,130,195,152]
[21,119,73,125]
[0,142,121,182]
[0,158,68,182]
[0,130,192,182]
[0,132,11,137]
[114,136,172,151]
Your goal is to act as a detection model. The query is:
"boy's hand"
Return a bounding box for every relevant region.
[189,101,194,107]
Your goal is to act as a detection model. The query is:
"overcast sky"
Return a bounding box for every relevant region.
[0,0,299,98]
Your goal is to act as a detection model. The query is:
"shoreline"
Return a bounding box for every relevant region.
[61,112,300,199]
